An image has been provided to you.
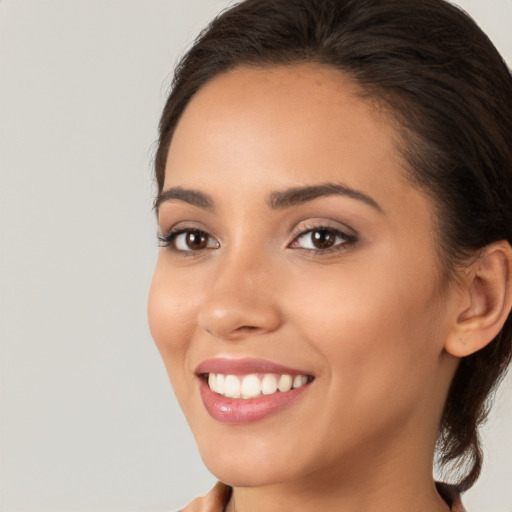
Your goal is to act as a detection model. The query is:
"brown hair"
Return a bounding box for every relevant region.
[154,0,512,491]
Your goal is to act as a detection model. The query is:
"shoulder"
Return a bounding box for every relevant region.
[179,482,232,512]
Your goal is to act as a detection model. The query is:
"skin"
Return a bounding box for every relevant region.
[148,63,476,511]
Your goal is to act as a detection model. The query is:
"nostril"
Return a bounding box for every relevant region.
[204,323,265,340]
[238,325,258,331]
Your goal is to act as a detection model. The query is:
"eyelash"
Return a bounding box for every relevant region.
[158,227,219,254]
[290,224,357,254]
[157,224,357,255]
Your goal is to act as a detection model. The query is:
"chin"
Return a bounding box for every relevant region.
[203,455,297,488]
[193,426,309,488]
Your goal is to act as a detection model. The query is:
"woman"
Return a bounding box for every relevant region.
[148,0,512,510]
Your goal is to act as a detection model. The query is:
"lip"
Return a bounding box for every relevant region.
[195,358,314,424]
[195,357,311,376]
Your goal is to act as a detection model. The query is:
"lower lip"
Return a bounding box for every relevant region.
[198,378,310,424]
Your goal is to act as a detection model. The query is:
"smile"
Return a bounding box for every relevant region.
[195,358,315,423]
[206,373,311,399]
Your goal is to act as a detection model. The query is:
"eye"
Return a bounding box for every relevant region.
[290,227,355,252]
[158,228,219,252]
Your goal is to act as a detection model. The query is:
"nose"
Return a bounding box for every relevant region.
[197,250,282,341]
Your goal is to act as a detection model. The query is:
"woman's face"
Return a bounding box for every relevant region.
[148,64,458,488]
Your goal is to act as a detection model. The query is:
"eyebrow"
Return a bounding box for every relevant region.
[267,183,383,212]
[154,186,214,212]
[154,182,382,214]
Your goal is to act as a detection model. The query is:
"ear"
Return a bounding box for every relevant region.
[445,241,512,358]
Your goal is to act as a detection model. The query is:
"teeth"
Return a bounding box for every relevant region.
[224,374,241,398]
[241,374,261,399]
[206,372,310,398]
[277,374,292,392]
[293,375,308,388]
[208,373,216,391]
[216,374,225,395]
[261,374,278,395]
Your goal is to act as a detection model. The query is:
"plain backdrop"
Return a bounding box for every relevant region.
[0,1,511,511]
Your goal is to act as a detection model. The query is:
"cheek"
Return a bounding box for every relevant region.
[147,259,209,424]
[280,265,445,460]
[287,253,444,397]
[147,257,200,371]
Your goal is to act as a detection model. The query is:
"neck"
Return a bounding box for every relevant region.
[227,468,450,512]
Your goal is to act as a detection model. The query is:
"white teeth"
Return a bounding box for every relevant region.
[261,374,278,395]
[277,374,293,392]
[293,375,308,389]
[216,373,225,395]
[208,373,216,391]
[207,372,310,398]
[224,374,241,398]
[241,374,261,399]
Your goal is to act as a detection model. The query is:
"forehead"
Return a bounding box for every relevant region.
[163,64,430,221]
[166,63,406,189]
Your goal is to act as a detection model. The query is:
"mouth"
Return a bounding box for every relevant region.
[195,358,315,424]
[200,372,313,399]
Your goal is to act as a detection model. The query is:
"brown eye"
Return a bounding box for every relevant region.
[292,227,354,252]
[158,228,219,252]
[310,230,336,249]
[183,231,208,250]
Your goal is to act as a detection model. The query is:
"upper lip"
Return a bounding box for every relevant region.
[195,357,313,377]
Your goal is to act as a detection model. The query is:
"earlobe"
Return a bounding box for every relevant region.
[445,241,512,358]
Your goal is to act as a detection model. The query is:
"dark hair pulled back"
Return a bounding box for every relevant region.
[155,0,512,491]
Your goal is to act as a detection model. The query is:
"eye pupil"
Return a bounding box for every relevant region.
[312,230,335,249]
[187,231,208,249]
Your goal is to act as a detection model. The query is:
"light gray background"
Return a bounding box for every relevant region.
[0,1,511,511]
